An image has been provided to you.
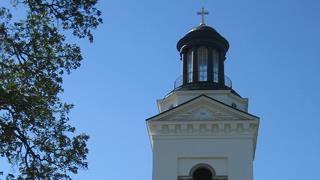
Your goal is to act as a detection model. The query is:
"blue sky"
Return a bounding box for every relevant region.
[2,0,320,179]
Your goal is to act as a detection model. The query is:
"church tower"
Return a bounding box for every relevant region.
[146,8,259,180]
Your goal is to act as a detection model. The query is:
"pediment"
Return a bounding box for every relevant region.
[147,95,258,122]
[164,105,241,121]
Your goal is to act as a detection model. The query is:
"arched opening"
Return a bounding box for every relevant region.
[193,167,212,180]
[212,48,219,83]
[186,49,193,83]
[189,164,215,180]
[197,46,208,81]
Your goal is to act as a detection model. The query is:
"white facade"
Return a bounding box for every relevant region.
[147,91,259,180]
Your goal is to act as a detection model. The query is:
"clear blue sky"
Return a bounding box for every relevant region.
[2,0,320,179]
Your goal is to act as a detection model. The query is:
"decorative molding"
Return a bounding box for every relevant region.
[158,105,249,122]
[149,95,258,122]
[149,121,258,136]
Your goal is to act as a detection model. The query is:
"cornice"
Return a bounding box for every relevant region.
[148,120,258,137]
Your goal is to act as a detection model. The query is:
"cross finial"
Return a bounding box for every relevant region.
[197,7,209,25]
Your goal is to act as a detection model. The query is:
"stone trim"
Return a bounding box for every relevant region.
[149,121,258,136]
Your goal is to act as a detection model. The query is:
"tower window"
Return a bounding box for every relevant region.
[198,46,208,81]
[193,167,212,180]
[231,102,237,109]
[187,50,193,83]
[213,49,219,83]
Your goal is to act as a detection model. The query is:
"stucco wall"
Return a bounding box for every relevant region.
[152,137,253,180]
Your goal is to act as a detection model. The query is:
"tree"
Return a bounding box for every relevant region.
[0,0,102,179]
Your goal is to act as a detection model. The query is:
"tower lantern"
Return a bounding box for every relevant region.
[175,8,232,92]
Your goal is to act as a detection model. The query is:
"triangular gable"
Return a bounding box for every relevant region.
[146,95,259,122]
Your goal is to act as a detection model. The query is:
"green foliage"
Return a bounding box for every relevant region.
[0,0,102,179]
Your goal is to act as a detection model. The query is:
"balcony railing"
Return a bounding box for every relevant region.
[174,72,232,89]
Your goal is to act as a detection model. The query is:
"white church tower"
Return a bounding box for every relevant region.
[146,8,259,180]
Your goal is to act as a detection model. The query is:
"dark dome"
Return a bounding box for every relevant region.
[177,25,229,55]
